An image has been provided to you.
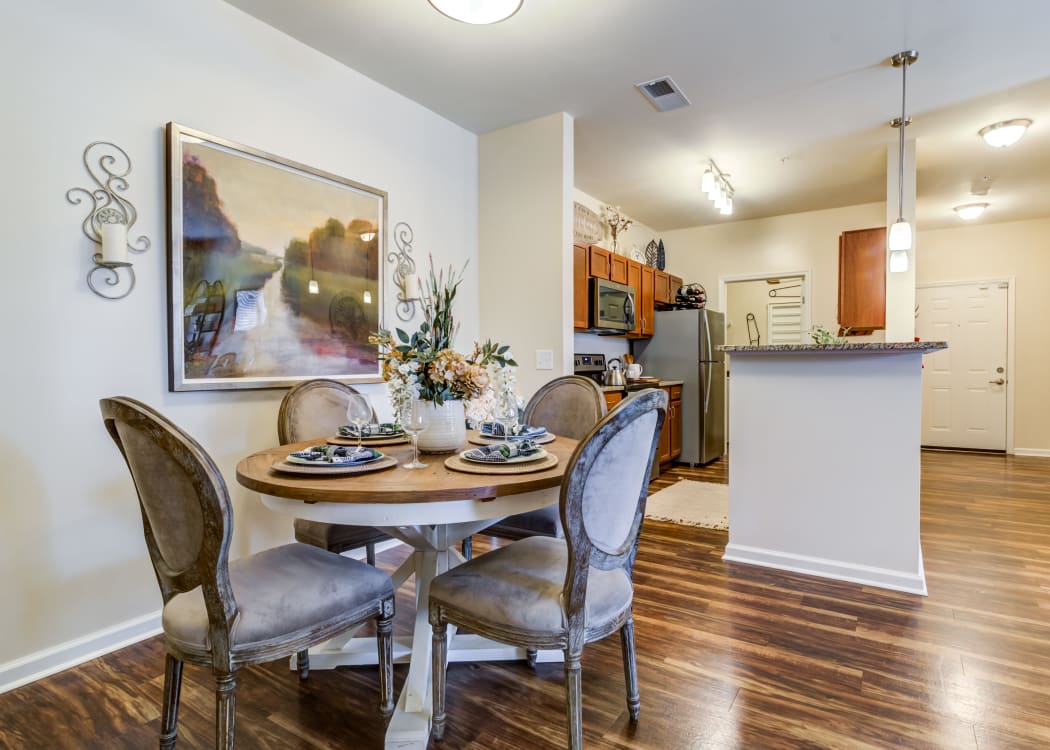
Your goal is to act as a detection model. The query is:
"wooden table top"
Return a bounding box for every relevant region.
[236,434,579,504]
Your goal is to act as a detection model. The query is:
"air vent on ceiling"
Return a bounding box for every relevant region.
[635,76,690,112]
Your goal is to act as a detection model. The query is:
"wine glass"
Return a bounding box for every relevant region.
[400,401,428,469]
[345,394,373,452]
[494,393,518,440]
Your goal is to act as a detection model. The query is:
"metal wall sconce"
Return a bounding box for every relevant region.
[66,141,150,299]
[389,221,421,321]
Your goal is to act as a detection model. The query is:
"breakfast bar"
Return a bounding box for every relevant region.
[720,341,946,595]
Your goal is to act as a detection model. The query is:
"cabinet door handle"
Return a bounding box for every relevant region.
[988,379,1005,385]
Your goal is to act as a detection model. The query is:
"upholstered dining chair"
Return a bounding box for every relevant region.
[484,375,607,540]
[100,397,395,750]
[429,388,667,749]
[278,379,391,566]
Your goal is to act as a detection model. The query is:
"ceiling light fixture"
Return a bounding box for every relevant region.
[428,0,523,24]
[953,203,989,220]
[701,161,734,216]
[887,50,918,272]
[978,119,1032,148]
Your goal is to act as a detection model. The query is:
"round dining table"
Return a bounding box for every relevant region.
[236,433,578,750]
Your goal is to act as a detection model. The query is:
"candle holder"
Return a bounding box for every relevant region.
[66,141,150,300]
[388,221,420,321]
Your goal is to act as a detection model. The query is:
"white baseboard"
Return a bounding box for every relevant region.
[723,543,928,596]
[1014,448,1050,458]
[0,610,162,694]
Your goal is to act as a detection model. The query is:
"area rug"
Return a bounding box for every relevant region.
[645,480,728,530]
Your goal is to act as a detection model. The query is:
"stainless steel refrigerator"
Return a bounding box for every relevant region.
[635,308,725,465]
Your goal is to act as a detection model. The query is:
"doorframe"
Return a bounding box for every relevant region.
[916,277,1015,454]
[718,269,812,339]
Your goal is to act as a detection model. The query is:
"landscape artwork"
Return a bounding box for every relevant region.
[166,123,385,391]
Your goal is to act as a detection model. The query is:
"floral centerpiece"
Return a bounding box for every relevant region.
[370,260,517,452]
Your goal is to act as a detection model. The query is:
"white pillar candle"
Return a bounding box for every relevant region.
[100,222,128,264]
[403,273,420,300]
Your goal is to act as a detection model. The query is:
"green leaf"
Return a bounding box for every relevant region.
[497,345,509,355]
[396,328,409,343]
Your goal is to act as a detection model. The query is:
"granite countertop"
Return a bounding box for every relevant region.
[719,342,947,354]
[601,380,683,391]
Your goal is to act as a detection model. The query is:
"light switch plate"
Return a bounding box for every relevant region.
[535,349,554,370]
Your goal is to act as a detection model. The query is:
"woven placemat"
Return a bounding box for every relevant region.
[327,434,409,447]
[271,455,398,476]
[467,431,556,446]
[444,453,559,475]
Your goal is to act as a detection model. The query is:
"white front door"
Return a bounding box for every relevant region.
[916,282,1008,450]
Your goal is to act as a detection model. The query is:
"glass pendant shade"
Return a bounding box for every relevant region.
[308,279,320,294]
[701,169,715,195]
[428,0,523,24]
[888,249,909,273]
[888,219,912,253]
[720,196,733,215]
[363,290,373,304]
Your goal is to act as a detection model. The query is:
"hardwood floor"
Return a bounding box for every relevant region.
[3,451,1050,749]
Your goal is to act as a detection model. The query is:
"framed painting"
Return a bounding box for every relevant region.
[166,123,386,391]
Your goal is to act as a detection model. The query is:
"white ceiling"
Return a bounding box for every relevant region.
[224,0,1050,232]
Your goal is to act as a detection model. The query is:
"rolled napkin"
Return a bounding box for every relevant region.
[289,445,380,465]
[463,439,541,463]
[338,422,402,437]
[479,422,546,440]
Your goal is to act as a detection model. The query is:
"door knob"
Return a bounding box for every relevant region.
[988,378,1005,385]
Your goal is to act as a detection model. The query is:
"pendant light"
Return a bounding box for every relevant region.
[888,50,918,271]
[428,0,523,24]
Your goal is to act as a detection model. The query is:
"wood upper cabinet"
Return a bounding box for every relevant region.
[588,245,612,280]
[609,254,629,285]
[627,260,642,336]
[669,275,683,299]
[838,227,887,333]
[654,270,672,305]
[573,243,589,330]
[640,265,656,336]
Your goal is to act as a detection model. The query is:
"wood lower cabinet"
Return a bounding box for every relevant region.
[573,243,589,330]
[838,227,886,334]
[657,384,683,465]
[603,390,623,412]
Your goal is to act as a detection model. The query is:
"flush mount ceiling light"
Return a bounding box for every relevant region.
[978,119,1032,148]
[887,50,918,271]
[701,160,734,216]
[428,0,523,24]
[953,203,989,220]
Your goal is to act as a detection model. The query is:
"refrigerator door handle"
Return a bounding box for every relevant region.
[704,314,713,362]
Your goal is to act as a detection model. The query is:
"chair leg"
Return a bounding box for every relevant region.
[296,649,310,681]
[214,671,237,750]
[526,648,538,668]
[461,536,472,560]
[377,602,395,717]
[366,542,377,567]
[159,654,183,750]
[620,614,640,721]
[431,622,449,740]
[564,650,583,750]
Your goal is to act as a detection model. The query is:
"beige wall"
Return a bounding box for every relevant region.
[725,278,805,346]
[479,113,574,399]
[917,217,1050,452]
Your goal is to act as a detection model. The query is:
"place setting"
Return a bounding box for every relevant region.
[445,438,559,475]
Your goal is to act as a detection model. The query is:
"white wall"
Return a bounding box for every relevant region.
[0,0,478,679]
[479,113,573,399]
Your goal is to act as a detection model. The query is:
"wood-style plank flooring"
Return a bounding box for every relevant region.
[3,451,1050,749]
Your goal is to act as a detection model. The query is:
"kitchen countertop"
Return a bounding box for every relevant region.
[600,380,682,391]
[720,342,946,354]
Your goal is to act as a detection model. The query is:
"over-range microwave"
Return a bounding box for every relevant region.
[589,277,635,333]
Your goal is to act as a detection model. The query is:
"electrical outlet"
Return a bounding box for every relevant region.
[535,349,554,370]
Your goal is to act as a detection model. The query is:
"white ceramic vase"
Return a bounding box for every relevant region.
[415,398,467,454]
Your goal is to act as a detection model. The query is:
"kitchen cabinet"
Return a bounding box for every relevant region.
[669,275,683,299]
[838,227,886,334]
[603,390,623,412]
[627,260,642,336]
[588,245,612,280]
[657,384,683,465]
[609,254,629,285]
[640,265,656,336]
[573,243,589,330]
[654,270,672,305]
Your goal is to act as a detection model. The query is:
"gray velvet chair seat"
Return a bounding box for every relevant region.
[486,505,562,540]
[429,536,631,637]
[163,543,394,657]
[293,518,388,555]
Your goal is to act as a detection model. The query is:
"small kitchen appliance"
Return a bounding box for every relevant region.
[605,358,626,387]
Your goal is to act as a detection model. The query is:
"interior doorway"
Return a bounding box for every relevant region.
[916,280,1012,452]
